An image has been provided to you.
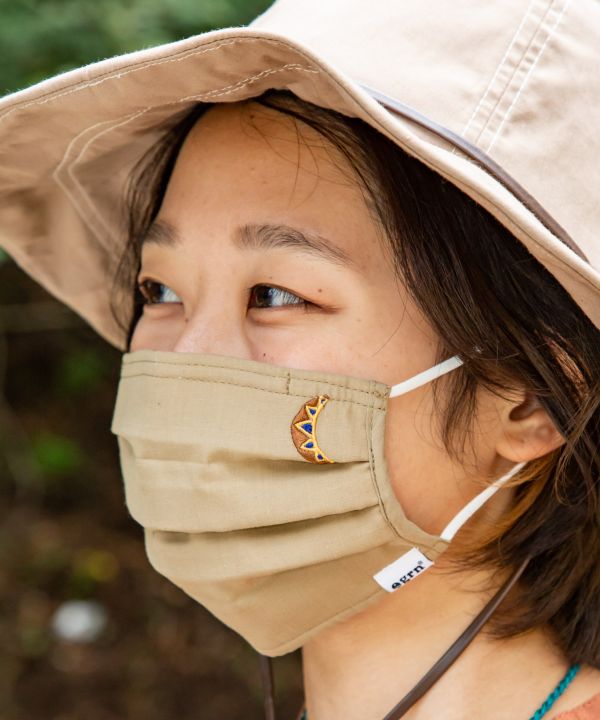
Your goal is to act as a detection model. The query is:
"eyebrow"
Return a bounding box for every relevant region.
[140,219,356,269]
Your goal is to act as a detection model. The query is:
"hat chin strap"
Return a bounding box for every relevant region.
[259,555,530,720]
[259,458,529,720]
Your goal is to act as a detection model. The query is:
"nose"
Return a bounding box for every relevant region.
[171,305,250,359]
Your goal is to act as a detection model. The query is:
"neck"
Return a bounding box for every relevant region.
[301,561,567,720]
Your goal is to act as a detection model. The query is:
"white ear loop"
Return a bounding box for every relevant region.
[375,348,527,593]
[388,352,525,541]
[439,460,527,542]
[389,355,464,398]
[373,460,527,593]
[390,348,525,542]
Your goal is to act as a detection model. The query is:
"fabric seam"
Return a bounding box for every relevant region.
[118,372,386,409]
[365,397,400,539]
[53,62,319,251]
[462,0,537,139]
[486,0,571,153]
[472,0,553,146]
[122,357,388,396]
[0,36,260,123]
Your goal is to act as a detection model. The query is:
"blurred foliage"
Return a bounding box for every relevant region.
[0,1,305,718]
[32,431,84,477]
[54,348,106,396]
[68,549,119,597]
[0,0,273,95]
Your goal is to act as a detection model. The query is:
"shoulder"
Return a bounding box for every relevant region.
[552,692,600,719]
[552,667,600,720]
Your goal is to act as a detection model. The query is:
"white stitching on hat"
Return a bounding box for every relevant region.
[0,38,245,126]
[486,0,571,153]
[462,0,536,140]
[471,0,554,148]
[52,61,319,250]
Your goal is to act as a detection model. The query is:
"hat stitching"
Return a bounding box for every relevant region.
[52,62,320,252]
[486,0,571,153]
[462,0,537,139]
[0,37,244,125]
[0,24,588,275]
[470,0,556,147]
[0,34,322,127]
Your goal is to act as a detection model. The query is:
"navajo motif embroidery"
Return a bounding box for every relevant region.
[290,395,334,464]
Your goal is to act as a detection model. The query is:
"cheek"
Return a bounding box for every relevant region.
[247,321,348,371]
[249,309,389,377]
[129,309,186,352]
[384,391,458,534]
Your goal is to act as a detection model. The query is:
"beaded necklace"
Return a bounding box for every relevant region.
[298,664,581,720]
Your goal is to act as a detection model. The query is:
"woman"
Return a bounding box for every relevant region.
[0,1,598,718]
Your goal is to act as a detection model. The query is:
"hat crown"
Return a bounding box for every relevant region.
[250,0,600,273]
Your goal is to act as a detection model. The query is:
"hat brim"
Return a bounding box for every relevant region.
[1,26,598,348]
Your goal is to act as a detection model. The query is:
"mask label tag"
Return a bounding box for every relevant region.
[373,547,434,592]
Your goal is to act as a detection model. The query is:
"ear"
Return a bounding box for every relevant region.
[495,392,565,463]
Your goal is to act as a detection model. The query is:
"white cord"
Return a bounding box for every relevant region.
[389,356,464,398]
[440,461,527,542]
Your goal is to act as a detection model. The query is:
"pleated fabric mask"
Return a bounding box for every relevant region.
[110,349,525,656]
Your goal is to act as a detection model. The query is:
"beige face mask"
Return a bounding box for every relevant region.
[110,349,525,657]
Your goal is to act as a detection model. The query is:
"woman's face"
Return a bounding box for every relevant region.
[130,100,506,534]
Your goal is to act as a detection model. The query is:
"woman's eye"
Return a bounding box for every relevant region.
[249,285,308,309]
[136,279,182,305]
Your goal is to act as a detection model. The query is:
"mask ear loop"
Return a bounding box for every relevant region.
[440,460,526,542]
[389,355,464,398]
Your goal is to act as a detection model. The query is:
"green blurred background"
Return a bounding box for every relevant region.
[0,2,304,718]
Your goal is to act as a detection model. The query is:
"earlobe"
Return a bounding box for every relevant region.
[495,393,565,463]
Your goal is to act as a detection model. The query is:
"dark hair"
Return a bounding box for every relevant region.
[112,89,600,666]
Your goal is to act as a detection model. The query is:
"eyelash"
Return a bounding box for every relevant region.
[135,279,313,310]
[135,280,181,306]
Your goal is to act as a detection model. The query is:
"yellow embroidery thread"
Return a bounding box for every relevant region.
[291,395,334,464]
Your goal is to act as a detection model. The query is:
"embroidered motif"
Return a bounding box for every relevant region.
[291,395,334,464]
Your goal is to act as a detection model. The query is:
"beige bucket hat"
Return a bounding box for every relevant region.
[0,0,598,349]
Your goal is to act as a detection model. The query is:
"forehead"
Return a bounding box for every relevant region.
[173,99,360,188]
[156,100,388,270]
